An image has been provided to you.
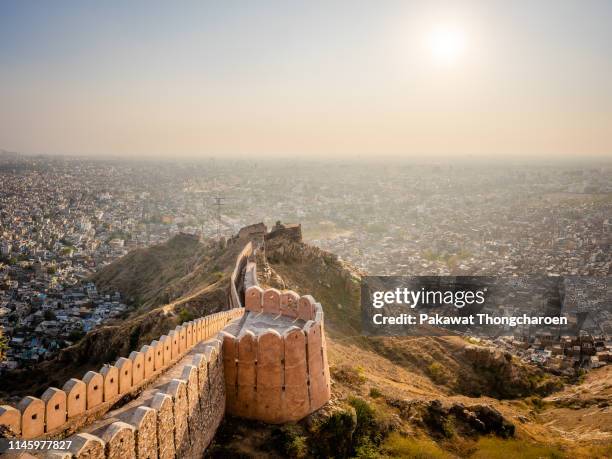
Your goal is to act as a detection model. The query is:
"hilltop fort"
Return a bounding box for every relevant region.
[0,223,331,458]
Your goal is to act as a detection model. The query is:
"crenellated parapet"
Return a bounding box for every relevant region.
[0,235,331,457]
[222,285,331,424]
[0,309,243,441]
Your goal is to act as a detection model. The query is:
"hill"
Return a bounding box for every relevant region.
[2,223,610,457]
[209,223,611,458]
[0,233,243,400]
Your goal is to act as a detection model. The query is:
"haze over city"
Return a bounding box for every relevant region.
[2,0,612,159]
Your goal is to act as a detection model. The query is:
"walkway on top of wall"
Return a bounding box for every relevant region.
[232,311,307,336]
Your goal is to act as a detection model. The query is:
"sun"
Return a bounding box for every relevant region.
[426,23,468,66]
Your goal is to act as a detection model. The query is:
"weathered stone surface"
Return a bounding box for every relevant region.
[66,432,105,459]
[195,318,203,342]
[186,321,194,348]
[41,450,72,458]
[181,364,202,449]
[129,406,157,459]
[192,353,208,408]
[165,379,189,457]
[168,330,180,361]
[114,357,133,395]
[82,371,104,411]
[18,396,45,439]
[0,452,39,459]
[284,327,309,420]
[140,344,155,379]
[203,317,210,339]
[221,332,237,413]
[236,330,257,419]
[0,404,21,436]
[150,339,164,372]
[149,392,175,459]
[306,320,327,410]
[280,290,300,318]
[129,351,145,386]
[245,285,263,312]
[100,365,119,403]
[177,326,187,355]
[298,295,316,321]
[100,421,136,459]
[62,378,86,419]
[256,330,283,422]
[181,365,199,417]
[41,387,67,432]
[262,288,281,315]
[159,335,172,367]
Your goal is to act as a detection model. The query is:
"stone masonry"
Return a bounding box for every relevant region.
[0,235,331,458]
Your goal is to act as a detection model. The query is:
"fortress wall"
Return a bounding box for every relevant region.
[5,334,231,458]
[223,287,331,424]
[0,240,330,456]
[229,242,253,309]
[244,261,257,290]
[0,308,244,442]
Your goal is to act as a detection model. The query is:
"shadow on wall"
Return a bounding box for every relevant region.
[222,285,331,424]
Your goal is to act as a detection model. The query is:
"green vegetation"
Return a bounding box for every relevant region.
[349,397,378,444]
[178,308,195,323]
[274,425,308,458]
[369,387,383,398]
[310,407,357,458]
[382,433,453,459]
[331,365,367,387]
[469,437,564,459]
[211,271,224,281]
[427,362,449,385]
[382,434,568,459]
[525,395,546,412]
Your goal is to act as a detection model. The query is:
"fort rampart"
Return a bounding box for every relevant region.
[222,285,331,423]
[0,227,331,458]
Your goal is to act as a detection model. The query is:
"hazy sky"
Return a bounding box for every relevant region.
[1,0,611,159]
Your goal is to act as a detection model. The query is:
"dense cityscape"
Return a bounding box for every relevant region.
[1,152,611,372]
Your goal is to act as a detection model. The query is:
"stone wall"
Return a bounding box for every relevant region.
[229,242,253,309]
[222,285,331,424]
[0,309,243,442]
[0,235,332,457]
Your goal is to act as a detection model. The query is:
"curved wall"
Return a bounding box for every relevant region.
[0,239,332,457]
[222,285,331,424]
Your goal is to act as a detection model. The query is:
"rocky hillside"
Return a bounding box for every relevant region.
[92,233,234,310]
[209,224,611,458]
[3,223,610,457]
[0,233,243,400]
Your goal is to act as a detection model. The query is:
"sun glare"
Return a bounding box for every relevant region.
[426,24,468,65]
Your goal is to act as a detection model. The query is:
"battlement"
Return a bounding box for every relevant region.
[222,285,330,423]
[0,309,242,440]
[0,236,331,457]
